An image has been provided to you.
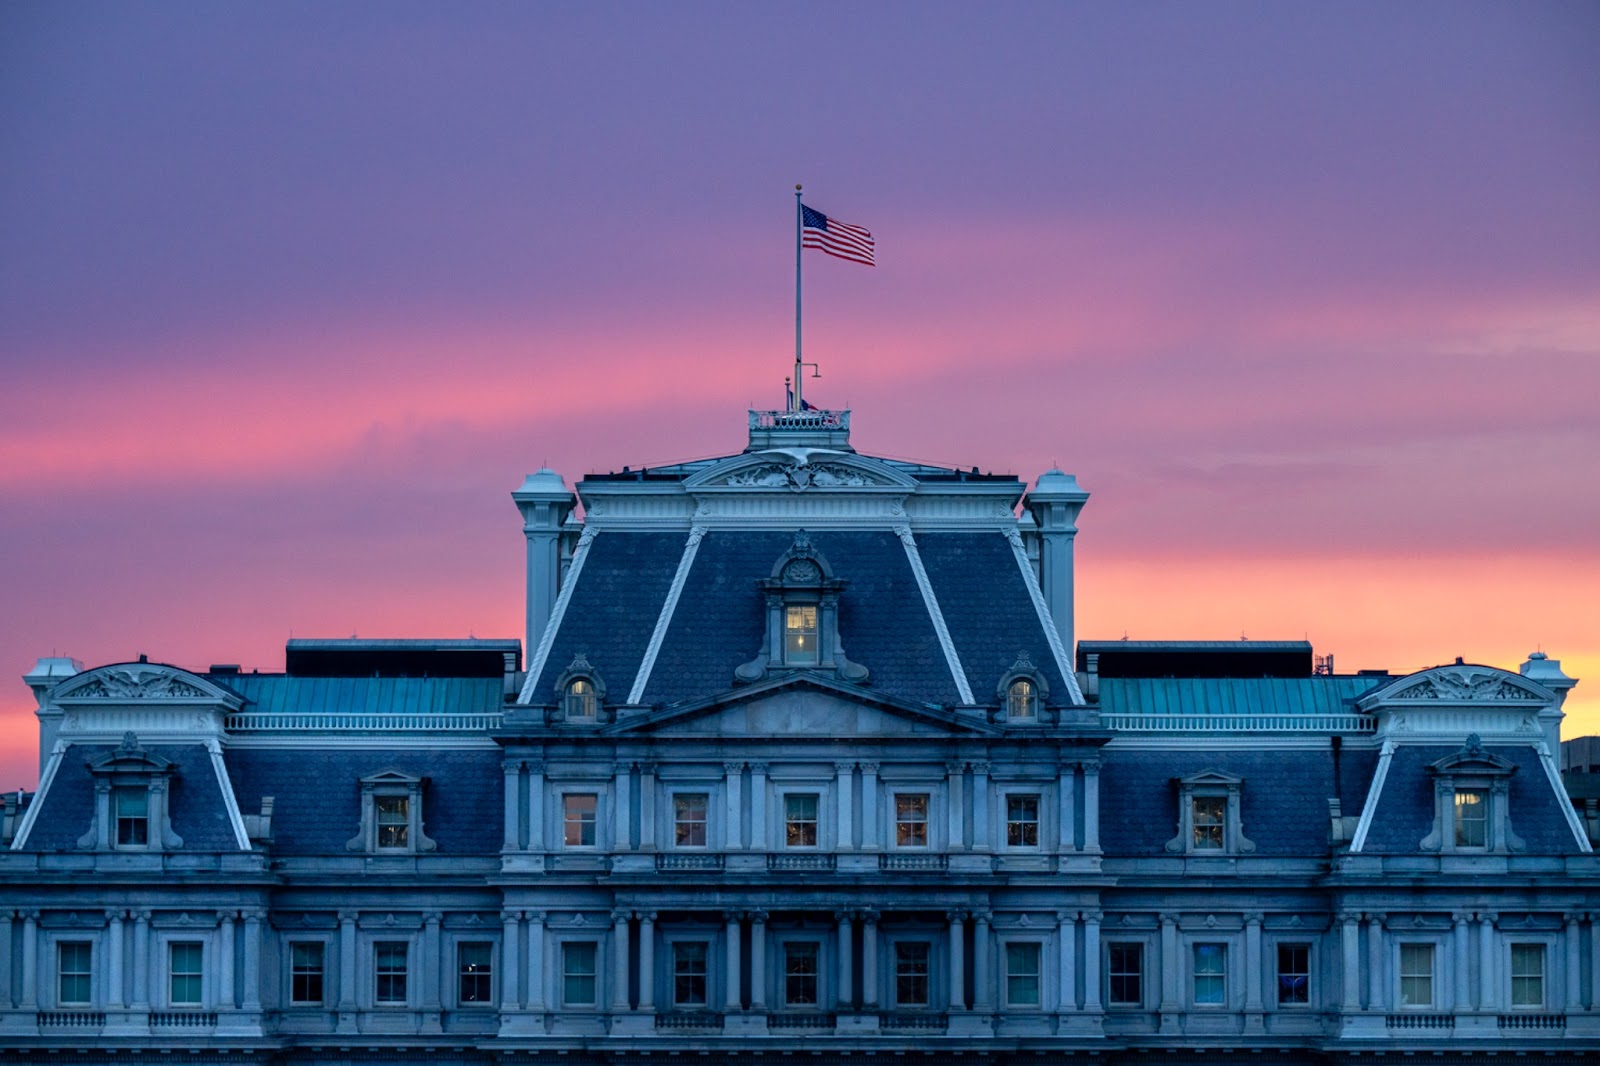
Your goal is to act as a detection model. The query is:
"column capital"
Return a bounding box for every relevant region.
[859,762,880,774]
[611,910,631,924]
[1056,910,1077,925]
[1452,910,1472,924]
[638,760,658,775]
[834,761,856,774]
[946,760,966,775]
[525,909,546,923]
[749,909,769,925]
[1337,911,1361,925]
[638,911,658,924]
[1362,912,1385,928]
[1477,911,1498,926]
[240,908,266,923]
[525,760,546,775]
[834,910,856,924]
[970,761,991,776]
[748,762,769,775]
[1081,762,1100,777]
[338,910,359,924]
[1244,911,1264,926]
[130,909,151,923]
[724,761,745,773]
[423,911,443,925]
[503,911,524,925]
[503,760,523,776]
[972,910,992,925]
[945,909,970,924]
[105,908,128,923]
[1079,910,1102,924]
[1158,912,1179,926]
[859,908,880,925]
[723,910,743,924]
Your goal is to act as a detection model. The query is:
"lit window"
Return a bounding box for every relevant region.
[1108,943,1142,1006]
[894,942,930,1007]
[564,678,597,720]
[785,793,819,847]
[673,942,708,1007]
[1399,943,1434,1007]
[169,942,204,1006]
[674,793,708,847]
[115,787,149,847]
[1006,679,1037,719]
[1193,943,1226,1005]
[375,942,408,1005]
[1191,796,1225,850]
[458,942,493,1005]
[58,942,92,1006]
[785,606,819,665]
[784,942,820,1005]
[562,942,598,1006]
[895,793,929,847]
[1005,943,1041,1006]
[1454,789,1487,848]
[1511,944,1545,1008]
[290,942,325,1004]
[1006,795,1040,848]
[1277,944,1310,1005]
[564,793,598,847]
[376,796,409,849]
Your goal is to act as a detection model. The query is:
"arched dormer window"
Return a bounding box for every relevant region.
[735,531,869,685]
[995,653,1049,723]
[565,678,597,720]
[78,732,183,851]
[1006,679,1037,720]
[552,653,607,725]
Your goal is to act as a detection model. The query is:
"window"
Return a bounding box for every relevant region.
[674,793,708,847]
[736,533,869,685]
[169,942,203,1006]
[1005,943,1041,1007]
[785,606,819,665]
[784,942,820,1005]
[672,942,708,1007]
[895,793,929,847]
[1277,943,1310,1006]
[894,942,930,1007]
[785,793,819,847]
[1165,770,1254,856]
[1511,944,1545,1008]
[1006,794,1040,848]
[994,655,1049,723]
[458,942,493,1005]
[562,942,598,1006]
[564,678,597,720]
[376,795,409,849]
[375,942,409,1005]
[1193,943,1227,1005]
[564,793,598,847]
[114,787,149,847]
[58,942,92,1006]
[1399,943,1434,1007]
[1006,679,1037,719]
[1454,788,1487,848]
[1108,943,1142,1006]
[1191,796,1225,850]
[290,942,325,1004]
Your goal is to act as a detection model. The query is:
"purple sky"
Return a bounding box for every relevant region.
[2,2,1597,787]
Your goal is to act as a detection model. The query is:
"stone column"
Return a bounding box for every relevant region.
[19,911,38,1009]
[1244,912,1264,1015]
[836,763,855,850]
[638,913,656,1011]
[1081,764,1101,852]
[750,764,769,851]
[502,912,522,1009]
[1364,915,1384,1011]
[502,760,522,850]
[337,911,358,1013]
[1452,912,1471,1010]
[0,911,11,1008]
[106,910,126,1009]
[724,913,743,1010]
[614,765,633,850]
[1339,913,1361,1011]
[639,763,658,851]
[1056,911,1076,1011]
[219,912,237,1009]
[1057,763,1076,852]
[972,912,994,1011]
[862,911,880,1007]
[946,762,966,850]
[971,763,991,851]
[242,910,263,1011]
[422,913,443,1015]
[611,912,631,1011]
[749,911,768,1010]
[1566,916,1582,1011]
[836,911,854,1007]
[1478,913,1496,1010]
[947,911,967,1010]
[724,764,745,850]
[861,764,881,850]
[526,761,546,851]
[526,911,547,1010]
[1590,913,1600,1010]
[131,910,150,1010]
[1082,911,1102,1011]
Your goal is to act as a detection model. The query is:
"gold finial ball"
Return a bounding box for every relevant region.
[795,184,803,191]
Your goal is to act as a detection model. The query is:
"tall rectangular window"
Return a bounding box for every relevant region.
[1277,943,1310,1005]
[458,942,493,1004]
[57,942,92,1006]
[672,942,708,1007]
[1191,796,1225,850]
[1108,943,1142,1006]
[375,942,409,1005]
[1399,943,1434,1007]
[1454,789,1487,847]
[562,942,598,1006]
[784,942,820,1005]
[1006,794,1040,847]
[1511,944,1545,1008]
[1193,943,1227,1005]
[375,795,409,849]
[785,606,819,664]
[785,793,819,847]
[169,942,203,1006]
[895,793,929,847]
[114,787,149,847]
[1005,943,1041,1006]
[564,793,598,847]
[674,793,708,847]
[290,942,325,1004]
[894,942,930,1007]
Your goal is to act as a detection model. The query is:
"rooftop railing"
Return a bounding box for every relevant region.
[1103,713,1376,734]
[224,712,504,733]
[749,408,849,431]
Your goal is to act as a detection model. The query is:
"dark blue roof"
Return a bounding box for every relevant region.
[24,743,238,852]
[225,747,503,855]
[916,532,1069,703]
[1098,748,1335,856]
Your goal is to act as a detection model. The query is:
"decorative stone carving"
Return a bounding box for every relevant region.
[1390,667,1542,702]
[71,666,209,700]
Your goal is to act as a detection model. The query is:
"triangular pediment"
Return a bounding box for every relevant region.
[610,674,994,739]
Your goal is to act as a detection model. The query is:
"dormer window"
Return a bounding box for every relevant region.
[995,653,1048,723]
[115,787,150,847]
[347,770,435,854]
[785,606,819,665]
[376,796,410,849]
[552,653,607,724]
[1422,735,1523,854]
[1191,796,1225,850]
[1006,679,1037,719]
[565,679,597,720]
[1166,770,1255,856]
[78,732,182,852]
[1454,788,1487,847]
[736,531,869,684]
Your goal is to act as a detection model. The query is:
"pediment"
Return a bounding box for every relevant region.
[52,662,242,707]
[684,449,917,493]
[613,675,993,739]
[1357,663,1554,711]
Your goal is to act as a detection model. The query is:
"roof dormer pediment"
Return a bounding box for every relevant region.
[1356,663,1557,743]
[685,449,918,493]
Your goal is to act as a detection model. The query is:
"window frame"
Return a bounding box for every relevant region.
[1106,941,1144,1007]
[1003,940,1044,1009]
[114,786,150,848]
[288,939,328,1006]
[456,940,494,1007]
[168,941,205,1008]
[560,940,600,1008]
[891,939,933,1009]
[782,790,822,849]
[1422,738,1523,855]
[784,604,820,666]
[781,940,823,1007]
[346,769,434,855]
[375,794,410,850]
[1165,770,1254,856]
[1191,942,1228,1007]
[562,791,600,848]
[1397,942,1436,1009]
[670,939,711,1008]
[56,940,94,1008]
[1275,942,1311,1007]
[892,791,931,849]
[1508,941,1549,1010]
[672,791,710,849]
[373,940,410,1007]
[1003,791,1042,850]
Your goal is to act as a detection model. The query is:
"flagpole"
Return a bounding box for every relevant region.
[794,184,803,413]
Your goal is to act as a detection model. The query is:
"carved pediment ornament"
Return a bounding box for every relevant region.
[724,461,884,491]
[69,666,211,700]
[1390,667,1543,702]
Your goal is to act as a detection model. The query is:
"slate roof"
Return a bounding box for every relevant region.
[224,747,503,855]
[23,743,238,852]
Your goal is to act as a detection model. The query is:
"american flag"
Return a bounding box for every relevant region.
[801,204,874,266]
